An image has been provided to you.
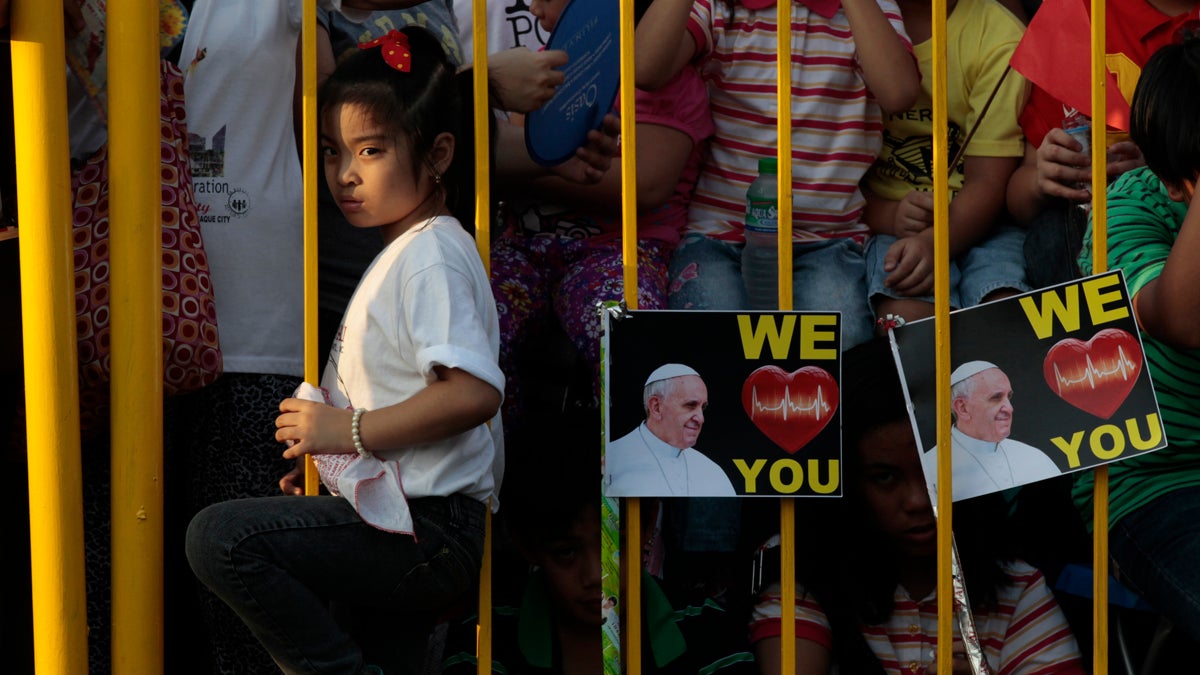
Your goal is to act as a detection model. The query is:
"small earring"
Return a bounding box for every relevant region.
[433,173,442,184]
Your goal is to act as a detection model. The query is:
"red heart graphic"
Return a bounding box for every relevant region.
[741,365,839,454]
[1043,328,1142,419]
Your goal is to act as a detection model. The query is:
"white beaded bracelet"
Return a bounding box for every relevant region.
[351,408,370,458]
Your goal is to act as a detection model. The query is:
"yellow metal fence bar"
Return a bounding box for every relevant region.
[1089,0,1110,671]
[619,0,642,670]
[775,1,797,672]
[471,1,494,671]
[302,0,321,496]
[11,3,89,673]
[930,0,953,669]
[473,0,492,270]
[107,2,165,672]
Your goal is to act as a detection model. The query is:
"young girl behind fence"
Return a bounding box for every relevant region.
[186,27,504,673]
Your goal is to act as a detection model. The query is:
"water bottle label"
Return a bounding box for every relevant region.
[746,198,778,233]
[1064,125,1091,157]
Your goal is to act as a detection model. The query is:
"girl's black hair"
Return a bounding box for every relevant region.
[795,338,1016,674]
[1130,37,1200,189]
[318,27,491,229]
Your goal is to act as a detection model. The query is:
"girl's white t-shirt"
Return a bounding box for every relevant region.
[318,216,504,533]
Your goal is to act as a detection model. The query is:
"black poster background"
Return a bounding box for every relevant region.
[604,310,843,497]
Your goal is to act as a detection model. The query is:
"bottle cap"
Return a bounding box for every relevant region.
[758,158,778,174]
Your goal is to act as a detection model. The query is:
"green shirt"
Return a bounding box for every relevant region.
[440,570,757,675]
[1075,166,1200,528]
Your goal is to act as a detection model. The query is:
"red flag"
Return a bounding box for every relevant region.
[1009,0,1130,131]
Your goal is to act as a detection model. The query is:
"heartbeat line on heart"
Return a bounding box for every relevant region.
[1052,346,1138,395]
[749,385,832,421]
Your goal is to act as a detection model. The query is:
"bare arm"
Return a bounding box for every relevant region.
[867,154,1018,248]
[521,123,695,216]
[877,155,1020,295]
[944,154,1020,256]
[493,114,622,187]
[863,187,937,237]
[276,366,501,458]
[483,48,569,114]
[753,636,831,675]
[1130,183,1200,350]
[862,185,906,236]
[843,0,920,114]
[634,0,697,90]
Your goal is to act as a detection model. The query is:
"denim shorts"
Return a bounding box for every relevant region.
[864,225,1030,309]
[667,233,876,349]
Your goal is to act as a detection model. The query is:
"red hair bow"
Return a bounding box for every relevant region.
[359,29,412,72]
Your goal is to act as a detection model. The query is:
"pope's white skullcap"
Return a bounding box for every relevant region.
[950,360,999,386]
[644,363,700,386]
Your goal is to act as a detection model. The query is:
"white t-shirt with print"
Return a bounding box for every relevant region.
[319,216,504,532]
[180,0,370,376]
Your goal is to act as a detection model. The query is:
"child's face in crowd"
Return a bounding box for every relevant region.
[321,103,436,240]
[529,0,567,32]
[857,420,936,558]
[531,504,603,629]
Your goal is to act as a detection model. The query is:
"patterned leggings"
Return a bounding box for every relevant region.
[81,372,301,674]
[490,235,670,437]
[165,372,303,674]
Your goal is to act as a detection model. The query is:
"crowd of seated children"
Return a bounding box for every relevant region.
[1009,0,1199,288]
[1073,36,1200,644]
[862,0,1030,328]
[634,0,920,349]
[748,338,1086,675]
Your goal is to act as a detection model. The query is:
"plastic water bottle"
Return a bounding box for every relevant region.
[1062,108,1092,213]
[741,158,781,310]
[1062,108,1091,158]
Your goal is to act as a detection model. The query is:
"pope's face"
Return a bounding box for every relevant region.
[648,375,707,449]
[954,368,1014,443]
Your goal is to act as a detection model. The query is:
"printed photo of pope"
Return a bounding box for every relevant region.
[605,363,736,497]
[924,360,1061,501]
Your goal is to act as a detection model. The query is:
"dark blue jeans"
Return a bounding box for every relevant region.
[186,493,485,674]
[1109,486,1200,643]
[1022,205,1086,290]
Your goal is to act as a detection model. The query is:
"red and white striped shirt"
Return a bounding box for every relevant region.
[685,0,913,242]
[749,560,1086,674]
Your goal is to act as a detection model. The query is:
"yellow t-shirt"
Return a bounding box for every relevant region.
[864,0,1030,201]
